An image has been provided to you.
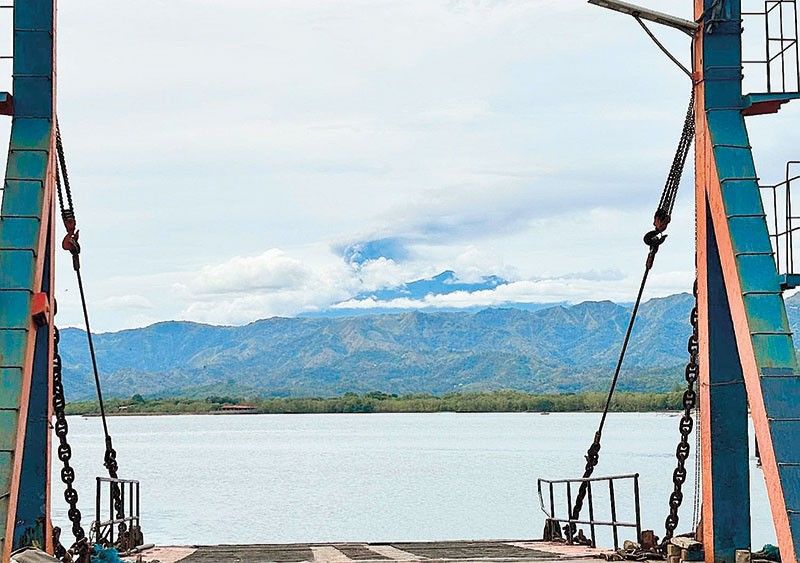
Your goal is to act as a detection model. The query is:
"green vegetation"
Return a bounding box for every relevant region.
[65,390,686,416]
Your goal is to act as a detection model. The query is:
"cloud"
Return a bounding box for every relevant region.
[183,291,338,325]
[541,269,626,282]
[190,249,313,295]
[333,163,672,269]
[67,234,693,328]
[415,100,492,125]
[97,294,154,310]
[174,246,646,324]
[334,183,546,265]
[355,257,425,291]
[340,238,411,266]
[180,249,359,324]
[333,269,687,312]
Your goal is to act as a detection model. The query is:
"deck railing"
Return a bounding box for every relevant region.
[760,160,800,288]
[743,0,800,93]
[92,476,144,553]
[537,473,642,550]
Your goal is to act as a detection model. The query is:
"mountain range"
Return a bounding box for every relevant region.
[61,289,798,401]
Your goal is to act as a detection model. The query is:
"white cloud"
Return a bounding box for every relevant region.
[355,258,426,291]
[190,249,314,295]
[170,245,686,325]
[180,249,360,323]
[333,269,692,312]
[97,294,155,310]
[183,291,336,325]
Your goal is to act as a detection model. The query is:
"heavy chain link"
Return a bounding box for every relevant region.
[663,281,699,541]
[53,327,90,563]
[105,439,127,541]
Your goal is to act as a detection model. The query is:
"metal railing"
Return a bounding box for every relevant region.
[537,473,642,550]
[92,477,144,553]
[760,161,800,284]
[743,0,800,93]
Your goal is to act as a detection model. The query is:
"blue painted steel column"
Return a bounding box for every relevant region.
[698,198,751,563]
[0,0,56,557]
[696,0,800,561]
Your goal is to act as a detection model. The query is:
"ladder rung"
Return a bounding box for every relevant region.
[715,143,753,149]
[720,176,760,182]
[0,248,36,256]
[4,175,45,180]
[735,251,775,257]
[709,379,745,387]
[742,290,782,295]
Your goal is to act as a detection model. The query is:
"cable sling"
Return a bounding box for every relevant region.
[54,120,127,549]
[569,90,695,528]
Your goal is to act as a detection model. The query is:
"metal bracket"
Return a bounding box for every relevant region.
[0,92,11,116]
[30,292,49,327]
[743,92,800,116]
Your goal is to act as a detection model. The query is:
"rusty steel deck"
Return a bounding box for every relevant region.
[139,540,605,563]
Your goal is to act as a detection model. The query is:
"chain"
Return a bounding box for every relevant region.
[55,120,75,215]
[692,394,701,530]
[656,92,696,225]
[663,280,699,542]
[52,327,90,563]
[105,439,127,541]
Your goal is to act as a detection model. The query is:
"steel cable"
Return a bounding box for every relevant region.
[569,90,695,529]
[54,120,127,544]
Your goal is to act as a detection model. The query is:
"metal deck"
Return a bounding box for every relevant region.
[139,541,604,563]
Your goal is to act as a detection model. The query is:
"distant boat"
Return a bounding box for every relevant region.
[540,412,551,416]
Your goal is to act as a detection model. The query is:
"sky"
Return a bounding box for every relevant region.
[2,0,800,332]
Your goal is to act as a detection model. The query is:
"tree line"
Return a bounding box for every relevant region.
[65,389,686,416]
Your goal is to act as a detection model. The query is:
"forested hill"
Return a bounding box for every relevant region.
[58,292,800,400]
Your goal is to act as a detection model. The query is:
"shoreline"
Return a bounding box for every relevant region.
[66,390,686,417]
[76,409,684,417]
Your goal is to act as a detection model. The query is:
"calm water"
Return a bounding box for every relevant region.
[52,412,775,548]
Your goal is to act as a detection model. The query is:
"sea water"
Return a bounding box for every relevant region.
[52,412,774,548]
